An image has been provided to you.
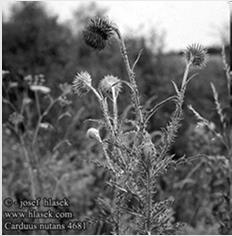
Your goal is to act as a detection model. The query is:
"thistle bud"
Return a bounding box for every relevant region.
[142,140,156,158]
[72,71,92,96]
[98,75,122,97]
[185,43,207,68]
[86,128,102,143]
[142,133,156,158]
[83,17,115,50]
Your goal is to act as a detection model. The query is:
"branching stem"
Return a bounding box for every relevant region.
[114,28,144,126]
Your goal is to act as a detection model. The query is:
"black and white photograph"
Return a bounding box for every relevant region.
[2,0,232,235]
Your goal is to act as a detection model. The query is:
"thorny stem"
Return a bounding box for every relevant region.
[101,141,116,173]
[112,178,120,235]
[89,85,115,137]
[111,88,127,168]
[112,87,118,132]
[158,64,190,161]
[117,148,127,169]
[114,28,144,126]
[181,61,192,91]
[89,84,127,171]
[101,99,115,136]
[222,46,231,99]
[225,121,232,230]
[146,159,152,235]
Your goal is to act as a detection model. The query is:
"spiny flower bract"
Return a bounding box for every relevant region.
[99,75,122,97]
[185,43,207,67]
[83,17,115,50]
[72,71,92,96]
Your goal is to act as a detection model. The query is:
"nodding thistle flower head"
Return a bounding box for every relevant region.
[72,71,92,96]
[185,43,207,67]
[83,17,115,50]
[99,75,122,97]
[86,128,102,143]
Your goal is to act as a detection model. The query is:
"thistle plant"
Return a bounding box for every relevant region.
[73,16,207,234]
[188,47,232,234]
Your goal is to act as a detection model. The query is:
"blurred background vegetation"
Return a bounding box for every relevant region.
[2,2,230,235]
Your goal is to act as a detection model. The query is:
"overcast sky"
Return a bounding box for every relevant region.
[2,0,230,51]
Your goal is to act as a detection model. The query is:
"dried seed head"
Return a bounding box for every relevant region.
[99,75,122,97]
[86,128,102,142]
[185,44,207,67]
[72,71,92,96]
[25,74,45,86]
[83,17,115,50]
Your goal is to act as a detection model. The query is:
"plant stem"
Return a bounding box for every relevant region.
[159,62,190,161]
[112,178,120,235]
[35,91,41,117]
[32,93,64,144]
[146,159,151,235]
[33,116,42,145]
[181,62,192,91]
[101,99,115,136]
[114,28,144,126]
[20,136,36,200]
[101,142,116,173]
[112,88,118,132]
[89,86,115,137]
[226,138,232,230]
